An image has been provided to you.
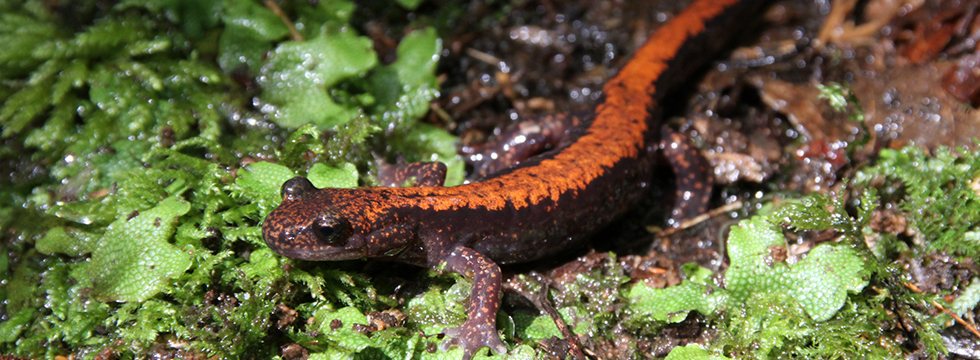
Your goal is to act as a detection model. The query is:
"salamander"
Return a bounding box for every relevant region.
[262,0,766,358]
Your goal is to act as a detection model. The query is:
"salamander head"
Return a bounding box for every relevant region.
[262,177,368,261]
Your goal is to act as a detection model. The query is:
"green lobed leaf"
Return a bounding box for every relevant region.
[665,344,733,360]
[222,0,290,41]
[783,243,867,321]
[522,313,563,340]
[368,28,441,135]
[308,305,374,352]
[390,28,441,91]
[46,196,118,227]
[724,216,787,300]
[236,161,297,211]
[35,226,101,257]
[395,0,424,10]
[291,0,356,40]
[217,0,289,72]
[369,27,440,111]
[257,29,378,128]
[398,124,466,187]
[627,263,724,323]
[727,216,868,321]
[405,277,471,337]
[307,162,359,189]
[83,196,193,302]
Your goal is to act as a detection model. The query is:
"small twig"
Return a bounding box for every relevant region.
[465,48,505,69]
[903,281,980,340]
[816,0,907,48]
[653,201,743,237]
[430,102,454,124]
[264,0,303,42]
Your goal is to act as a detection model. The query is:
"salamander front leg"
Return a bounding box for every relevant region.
[438,246,508,360]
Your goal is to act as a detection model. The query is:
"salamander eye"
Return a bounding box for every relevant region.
[313,215,348,246]
[281,177,316,201]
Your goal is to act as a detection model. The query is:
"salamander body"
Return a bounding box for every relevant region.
[262,0,766,358]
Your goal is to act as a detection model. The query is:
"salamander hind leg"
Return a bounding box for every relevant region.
[437,246,508,360]
[662,128,713,227]
[461,113,584,178]
[375,159,447,187]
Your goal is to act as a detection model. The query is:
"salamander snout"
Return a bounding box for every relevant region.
[263,177,368,261]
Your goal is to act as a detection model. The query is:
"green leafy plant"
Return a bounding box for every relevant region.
[625,214,875,358]
[0,0,458,358]
[622,187,952,359]
[856,144,980,258]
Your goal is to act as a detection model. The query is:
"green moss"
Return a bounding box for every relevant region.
[856,144,980,258]
[1,0,455,358]
[815,81,870,151]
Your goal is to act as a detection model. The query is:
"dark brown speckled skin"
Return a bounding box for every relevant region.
[262,1,765,359]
